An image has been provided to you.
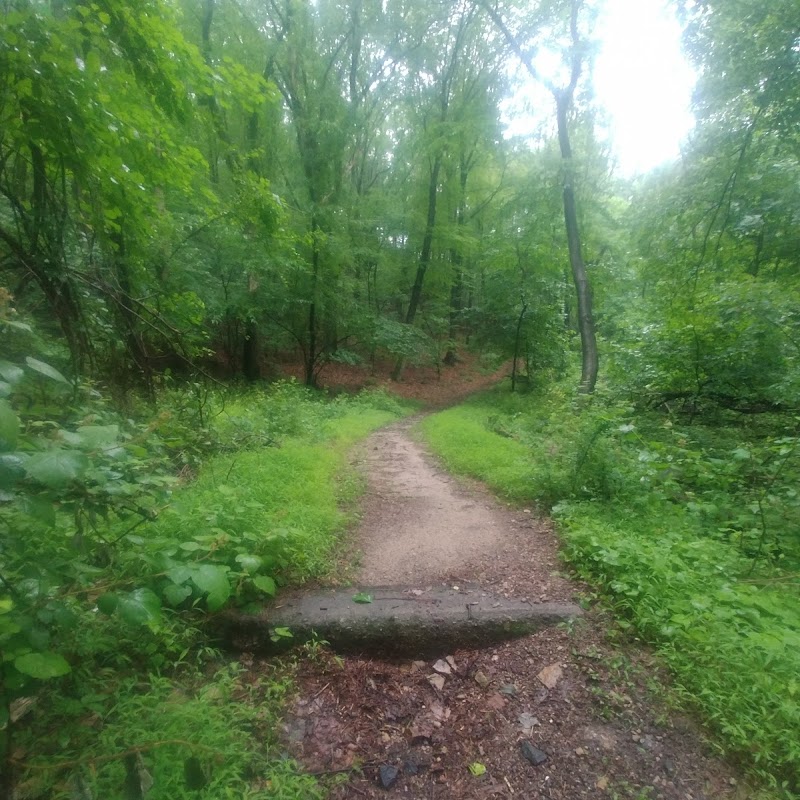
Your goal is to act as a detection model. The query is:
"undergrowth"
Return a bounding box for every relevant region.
[422,385,800,798]
[1,349,408,798]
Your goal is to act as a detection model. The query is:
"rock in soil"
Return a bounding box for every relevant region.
[379,764,399,789]
[519,740,548,767]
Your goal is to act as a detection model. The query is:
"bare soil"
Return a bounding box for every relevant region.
[248,414,749,799]
[280,353,512,407]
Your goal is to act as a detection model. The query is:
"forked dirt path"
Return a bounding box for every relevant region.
[274,419,747,800]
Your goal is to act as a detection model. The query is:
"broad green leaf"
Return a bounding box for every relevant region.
[252,575,277,596]
[191,564,231,611]
[14,651,71,679]
[235,553,262,573]
[19,495,56,527]
[0,453,25,489]
[96,594,119,615]
[25,450,89,488]
[468,762,486,777]
[25,357,70,385]
[0,361,24,385]
[118,588,162,626]
[0,399,19,452]
[163,583,192,606]
[76,425,120,449]
[352,592,373,604]
[167,566,192,585]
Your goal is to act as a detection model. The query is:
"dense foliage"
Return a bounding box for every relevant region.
[2,0,799,796]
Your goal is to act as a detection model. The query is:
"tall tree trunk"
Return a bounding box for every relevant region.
[392,154,442,380]
[556,93,597,393]
[511,301,528,392]
[481,0,598,392]
[305,214,320,387]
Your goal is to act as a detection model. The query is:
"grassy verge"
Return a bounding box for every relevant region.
[13,383,408,799]
[421,387,800,798]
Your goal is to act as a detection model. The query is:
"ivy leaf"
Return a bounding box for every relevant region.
[191,564,231,611]
[118,588,162,626]
[25,357,70,385]
[25,450,89,488]
[14,651,71,679]
[352,592,373,604]
[252,575,276,596]
[0,399,19,452]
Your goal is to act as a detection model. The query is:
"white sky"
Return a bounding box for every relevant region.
[502,0,696,176]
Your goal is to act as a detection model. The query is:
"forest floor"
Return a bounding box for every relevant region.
[243,406,751,799]
[280,352,513,407]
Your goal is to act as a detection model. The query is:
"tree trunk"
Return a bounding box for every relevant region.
[556,93,598,393]
[392,154,442,380]
[511,302,528,392]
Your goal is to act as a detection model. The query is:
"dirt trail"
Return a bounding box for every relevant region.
[355,417,513,585]
[272,418,745,800]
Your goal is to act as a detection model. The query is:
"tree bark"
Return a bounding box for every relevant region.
[392,154,442,381]
[556,93,598,393]
[479,0,598,392]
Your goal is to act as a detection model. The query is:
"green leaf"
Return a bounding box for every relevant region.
[96,594,119,615]
[0,399,19,452]
[25,357,70,385]
[252,575,277,596]
[25,450,89,488]
[468,762,486,777]
[14,651,71,679]
[19,495,56,527]
[163,583,192,607]
[118,588,162,626]
[0,361,24,385]
[235,553,263,573]
[76,425,120,450]
[191,564,231,611]
[352,592,373,604]
[0,453,25,489]
[269,626,292,642]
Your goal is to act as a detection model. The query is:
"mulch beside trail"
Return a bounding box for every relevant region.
[246,508,746,799]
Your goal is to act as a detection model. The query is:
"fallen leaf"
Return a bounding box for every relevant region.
[446,655,458,671]
[428,674,446,691]
[352,592,373,604]
[468,762,486,776]
[485,693,507,711]
[518,712,540,731]
[536,663,563,689]
[596,776,609,790]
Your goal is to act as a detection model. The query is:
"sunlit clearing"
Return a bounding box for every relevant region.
[594,0,696,175]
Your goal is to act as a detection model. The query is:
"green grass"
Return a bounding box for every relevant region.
[419,404,534,502]
[422,387,800,798]
[13,383,409,798]
[155,405,401,583]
